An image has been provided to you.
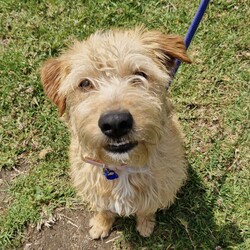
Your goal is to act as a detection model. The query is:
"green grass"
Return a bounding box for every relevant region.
[0,0,249,249]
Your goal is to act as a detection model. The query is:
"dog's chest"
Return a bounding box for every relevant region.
[110,171,137,215]
[108,170,152,216]
[112,171,134,199]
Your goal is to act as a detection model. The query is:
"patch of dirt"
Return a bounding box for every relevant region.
[24,208,131,250]
[0,163,131,249]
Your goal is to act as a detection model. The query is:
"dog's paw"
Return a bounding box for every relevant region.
[89,221,110,239]
[136,214,155,237]
[89,212,115,240]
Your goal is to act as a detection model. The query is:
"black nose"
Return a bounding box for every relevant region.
[98,110,133,138]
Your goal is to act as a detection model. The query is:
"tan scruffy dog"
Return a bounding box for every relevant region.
[41,27,191,239]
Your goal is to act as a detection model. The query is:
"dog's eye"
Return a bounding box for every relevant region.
[78,79,93,90]
[134,71,148,79]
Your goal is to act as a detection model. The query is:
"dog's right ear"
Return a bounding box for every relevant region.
[41,58,69,116]
[141,30,191,69]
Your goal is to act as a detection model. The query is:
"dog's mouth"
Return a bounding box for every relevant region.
[104,140,138,153]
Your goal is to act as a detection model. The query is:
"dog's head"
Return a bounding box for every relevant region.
[41,27,190,167]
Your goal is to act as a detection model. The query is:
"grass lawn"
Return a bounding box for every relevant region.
[0,0,249,249]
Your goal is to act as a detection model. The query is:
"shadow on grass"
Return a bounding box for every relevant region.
[114,165,243,249]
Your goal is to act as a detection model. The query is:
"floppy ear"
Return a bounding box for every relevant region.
[142,31,191,69]
[40,58,69,116]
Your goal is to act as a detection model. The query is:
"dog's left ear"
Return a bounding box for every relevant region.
[41,58,69,116]
[142,31,191,68]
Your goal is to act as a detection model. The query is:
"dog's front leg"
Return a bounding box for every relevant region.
[89,210,116,239]
[136,213,156,237]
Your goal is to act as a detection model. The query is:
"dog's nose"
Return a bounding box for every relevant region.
[98,110,133,138]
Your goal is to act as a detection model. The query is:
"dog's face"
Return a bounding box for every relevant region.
[41,28,190,167]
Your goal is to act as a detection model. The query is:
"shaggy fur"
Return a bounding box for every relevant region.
[41,27,191,239]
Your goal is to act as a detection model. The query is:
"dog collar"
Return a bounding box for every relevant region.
[83,157,128,180]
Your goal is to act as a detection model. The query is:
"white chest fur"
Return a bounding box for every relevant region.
[111,171,136,215]
[107,167,156,216]
[72,161,168,216]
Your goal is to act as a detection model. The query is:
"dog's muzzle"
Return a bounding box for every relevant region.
[98,110,137,153]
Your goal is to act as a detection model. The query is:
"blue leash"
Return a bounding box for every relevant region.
[169,0,210,84]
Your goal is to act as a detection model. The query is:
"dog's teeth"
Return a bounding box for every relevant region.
[109,141,130,147]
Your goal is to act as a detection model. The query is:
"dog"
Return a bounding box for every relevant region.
[41,27,191,239]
